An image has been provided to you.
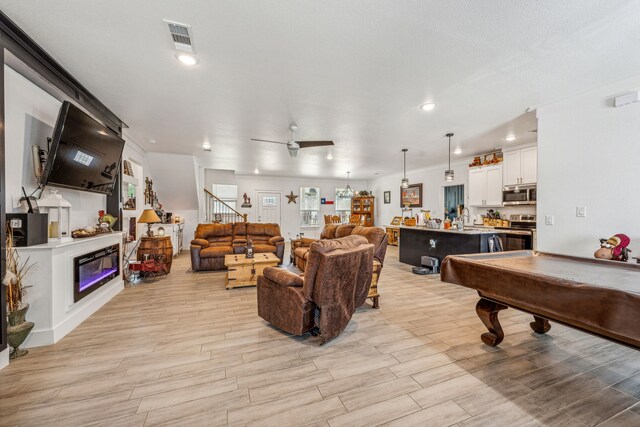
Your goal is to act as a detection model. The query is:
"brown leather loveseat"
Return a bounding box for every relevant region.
[257,235,374,344]
[292,224,388,308]
[190,222,285,271]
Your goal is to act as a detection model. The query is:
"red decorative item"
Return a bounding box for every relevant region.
[98,210,105,220]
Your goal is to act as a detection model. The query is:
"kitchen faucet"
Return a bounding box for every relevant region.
[456,207,470,231]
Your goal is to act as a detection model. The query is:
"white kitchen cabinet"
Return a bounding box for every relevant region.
[468,165,503,207]
[503,146,537,185]
[468,168,485,207]
[521,146,537,184]
[151,222,184,255]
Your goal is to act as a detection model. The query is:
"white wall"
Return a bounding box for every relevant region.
[369,161,470,225]
[146,153,199,247]
[537,74,640,258]
[4,65,106,228]
[204,169,368,239]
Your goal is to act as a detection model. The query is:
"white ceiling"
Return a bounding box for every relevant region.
[2,0,640,179]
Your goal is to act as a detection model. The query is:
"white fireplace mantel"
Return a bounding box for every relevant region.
[14,232,125,348]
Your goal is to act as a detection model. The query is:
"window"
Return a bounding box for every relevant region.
[262,195,277,207]
[335,189,352,223]
[300,187,320,227]
[212,184,238,212]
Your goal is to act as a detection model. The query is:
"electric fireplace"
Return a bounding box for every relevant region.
[74,244,120,303]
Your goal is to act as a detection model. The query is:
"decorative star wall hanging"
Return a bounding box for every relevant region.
[286,191,299,204]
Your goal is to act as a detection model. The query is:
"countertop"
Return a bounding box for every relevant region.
[400,224,534,236]
[400,225,503,235]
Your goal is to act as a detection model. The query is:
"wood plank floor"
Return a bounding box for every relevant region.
[1,245,640,426]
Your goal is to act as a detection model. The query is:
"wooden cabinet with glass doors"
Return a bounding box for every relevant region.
[351,196,375,226]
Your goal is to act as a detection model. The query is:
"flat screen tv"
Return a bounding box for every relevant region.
[40,101,125,195]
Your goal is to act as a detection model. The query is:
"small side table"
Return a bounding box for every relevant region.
[137,236,173,274]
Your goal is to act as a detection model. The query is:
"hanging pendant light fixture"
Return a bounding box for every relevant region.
[401,148,409,188]
[445,133,455,182]
[339,171,355,198]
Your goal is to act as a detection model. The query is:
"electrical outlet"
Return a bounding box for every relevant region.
[545,215,555,226]
[429,239,437,248]
[576,206,587,218]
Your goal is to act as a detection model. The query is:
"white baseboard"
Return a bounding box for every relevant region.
[0,348,8,371]
[23,279,124,348]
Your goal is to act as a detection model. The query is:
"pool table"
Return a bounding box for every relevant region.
[440,251,640,348]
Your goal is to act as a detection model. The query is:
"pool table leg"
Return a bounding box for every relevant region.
[530,316,551,334]
[476,298,508,346]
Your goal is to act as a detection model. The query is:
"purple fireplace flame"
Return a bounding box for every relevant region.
[74,244,120,302]
[79,267,119,292]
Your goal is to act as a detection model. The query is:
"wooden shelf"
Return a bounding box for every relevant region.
[351,196,375,226]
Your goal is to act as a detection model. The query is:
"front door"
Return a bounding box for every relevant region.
[257,192,281,224]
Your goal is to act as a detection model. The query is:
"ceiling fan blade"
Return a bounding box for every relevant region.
[250,138,287,145]
[296,140,335,148]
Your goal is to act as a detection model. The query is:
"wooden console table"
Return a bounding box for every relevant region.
[385,226,399,246]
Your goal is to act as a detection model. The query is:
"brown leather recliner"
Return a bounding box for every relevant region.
[293,224,387,270]
[257,235,374,344]
[191,222,285,271]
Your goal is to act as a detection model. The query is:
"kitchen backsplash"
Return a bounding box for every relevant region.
[470,205,536,224]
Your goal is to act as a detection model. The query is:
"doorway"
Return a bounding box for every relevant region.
[444,185,464,221]
[257,192,281,224]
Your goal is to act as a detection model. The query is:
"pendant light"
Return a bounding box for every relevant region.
[445,133,454,182]
[401,148,409,188]
[339,171,355,198]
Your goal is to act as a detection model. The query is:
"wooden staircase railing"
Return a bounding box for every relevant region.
[203,189,248,223]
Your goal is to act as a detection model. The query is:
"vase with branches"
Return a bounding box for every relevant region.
[3,226,36,358]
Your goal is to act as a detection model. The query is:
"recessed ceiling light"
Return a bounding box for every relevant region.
[254,168,259,174]
[454,148,462,155]
[176,53,199,66]
[149,139,156,144]
[326,153,333,160]
[505,135,516,142]
[202,142,211,151]
[420,103,436,111]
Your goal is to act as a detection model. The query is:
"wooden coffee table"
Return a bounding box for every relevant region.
[224,253,280,290]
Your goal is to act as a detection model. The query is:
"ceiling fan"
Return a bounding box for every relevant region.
[251,124,334,158]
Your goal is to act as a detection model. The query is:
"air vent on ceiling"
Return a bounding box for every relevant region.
[163,20,194,53]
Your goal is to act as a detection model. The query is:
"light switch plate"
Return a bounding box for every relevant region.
[576,206,587,217]
[545,215,555,226]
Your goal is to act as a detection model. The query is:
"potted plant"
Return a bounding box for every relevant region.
[3,227,36,359]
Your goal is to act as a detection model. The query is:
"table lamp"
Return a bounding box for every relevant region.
[138,208,161,237]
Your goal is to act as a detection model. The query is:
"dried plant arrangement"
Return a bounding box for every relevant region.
[4,226,36,312]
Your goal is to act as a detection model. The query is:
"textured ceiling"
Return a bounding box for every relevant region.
[1,0,640,178]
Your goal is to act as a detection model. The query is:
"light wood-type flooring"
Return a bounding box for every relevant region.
[1,245,640,426]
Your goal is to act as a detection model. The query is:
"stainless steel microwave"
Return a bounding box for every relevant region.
[503,185,536,206]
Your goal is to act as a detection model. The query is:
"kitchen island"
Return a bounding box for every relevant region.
[399,225,506,266]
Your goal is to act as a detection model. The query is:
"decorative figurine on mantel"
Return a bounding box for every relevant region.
[241,193,252,208]
[245,239,254,259]
[594,234,631,262]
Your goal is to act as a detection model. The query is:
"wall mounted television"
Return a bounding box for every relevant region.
[40,101,125,195]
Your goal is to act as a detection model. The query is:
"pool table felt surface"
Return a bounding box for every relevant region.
[441,251,640,348]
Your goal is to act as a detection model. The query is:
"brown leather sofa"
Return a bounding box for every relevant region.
[190,222,285,271]
[257,235,374,344]
[292,224,388,308]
